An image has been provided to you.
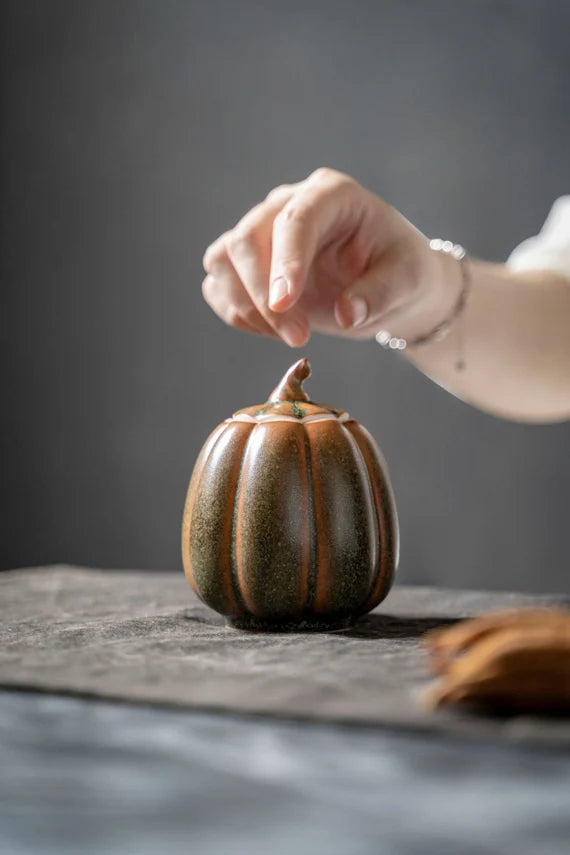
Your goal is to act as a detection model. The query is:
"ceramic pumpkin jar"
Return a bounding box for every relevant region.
[182,358,399,631]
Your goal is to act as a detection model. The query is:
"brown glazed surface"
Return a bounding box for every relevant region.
[182,359,399,631]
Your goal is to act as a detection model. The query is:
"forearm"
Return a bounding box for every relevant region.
[405,259,570,423]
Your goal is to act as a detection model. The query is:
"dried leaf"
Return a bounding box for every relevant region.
[420,609,570,715]
[423,607,570,674]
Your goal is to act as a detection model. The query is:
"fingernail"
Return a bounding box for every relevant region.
[269,276,291,309]
[349,296,368,327]
[280,320,307,348]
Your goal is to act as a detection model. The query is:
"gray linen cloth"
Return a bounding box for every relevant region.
[1,566,569,744]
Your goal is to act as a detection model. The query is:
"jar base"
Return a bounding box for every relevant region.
[226,615,355,633]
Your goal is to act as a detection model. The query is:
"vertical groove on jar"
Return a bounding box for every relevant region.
[341,422,380,598]
[302,424,318,616]
[233,422,311,621]
[344,421,398,612]
[230,423,258,618]
[181,421,230,595]
[308,420,375,617]
[188,420,254,619]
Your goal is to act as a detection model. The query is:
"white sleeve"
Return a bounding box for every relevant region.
[506,195,570,278]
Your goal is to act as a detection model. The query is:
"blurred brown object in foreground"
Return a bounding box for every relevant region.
[420,608,570,714]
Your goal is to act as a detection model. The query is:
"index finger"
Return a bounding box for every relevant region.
[268,168,357,312]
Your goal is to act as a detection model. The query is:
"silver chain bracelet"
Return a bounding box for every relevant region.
[375,239,471,371]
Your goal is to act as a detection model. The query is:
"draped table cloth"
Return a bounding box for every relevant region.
[2,565,569,744]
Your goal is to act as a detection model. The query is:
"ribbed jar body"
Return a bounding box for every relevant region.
[182,410,399,631]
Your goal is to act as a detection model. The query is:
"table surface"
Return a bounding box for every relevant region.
[1,690,569,855]
[2,567,570,855]
[3,566,569,744]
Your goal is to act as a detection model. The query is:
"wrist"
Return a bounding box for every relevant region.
[376,239,470,370]
[415,240,465,338]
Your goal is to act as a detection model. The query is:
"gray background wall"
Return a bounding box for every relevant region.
[2,0,569,592]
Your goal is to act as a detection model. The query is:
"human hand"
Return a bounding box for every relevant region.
[202,168,461,347]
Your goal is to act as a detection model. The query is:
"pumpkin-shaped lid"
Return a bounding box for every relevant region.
[232,358,350,423]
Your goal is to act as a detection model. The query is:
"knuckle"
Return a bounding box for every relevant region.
[202,237,227,272]
[309,166,352,192]
[275,202,310,227]
[266,183,290,201]
[201,275,215,301]
[202,275,230,313]
[309,166,335,182]
[225,305,243,327]
[227,223,257,256]
[202,246,216,272]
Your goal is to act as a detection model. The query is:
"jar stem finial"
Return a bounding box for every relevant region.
[269,358,312,402]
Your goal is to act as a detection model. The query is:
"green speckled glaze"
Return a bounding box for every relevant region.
[181,359,399,632]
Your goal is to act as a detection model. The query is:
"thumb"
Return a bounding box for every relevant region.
[334,249,415,332]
